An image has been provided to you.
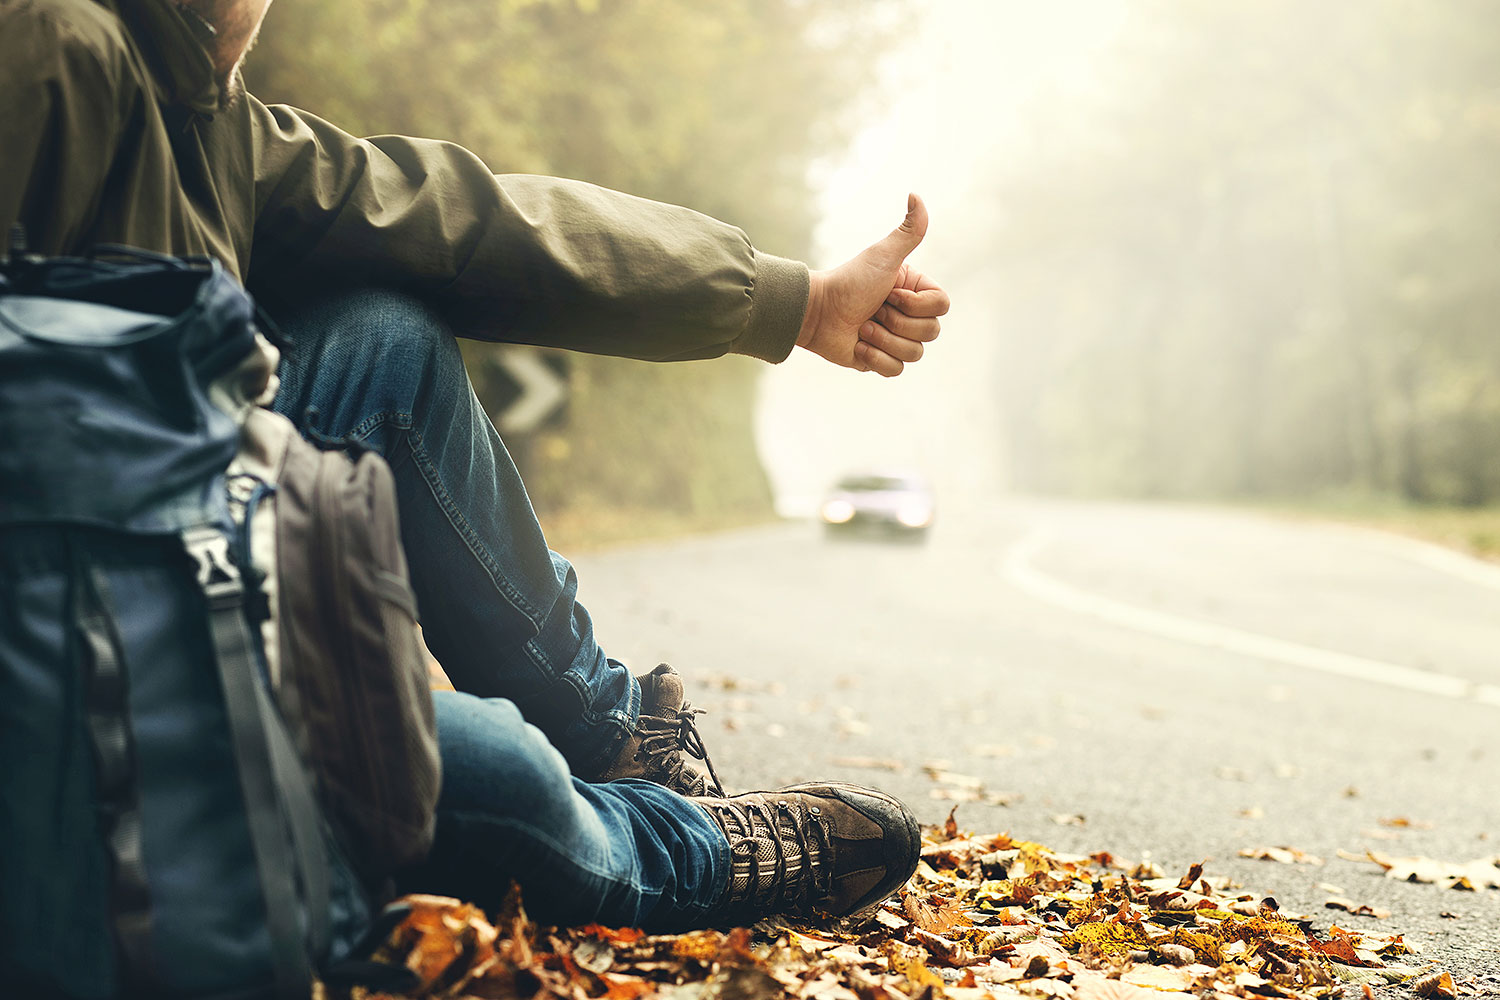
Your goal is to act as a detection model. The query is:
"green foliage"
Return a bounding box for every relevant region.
[984,0,1500,506]
[245,0,903,518]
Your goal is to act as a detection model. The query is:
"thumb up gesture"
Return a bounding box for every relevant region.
[796,194,950,377]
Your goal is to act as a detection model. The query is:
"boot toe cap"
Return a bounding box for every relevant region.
[785,782,921,915]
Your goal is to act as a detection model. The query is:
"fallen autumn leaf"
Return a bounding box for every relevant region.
[340,822,1451,1000]
[1239,845,1325,866]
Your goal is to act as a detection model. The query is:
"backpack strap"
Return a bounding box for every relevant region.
[184,526,330,998]
[71,550,158,991]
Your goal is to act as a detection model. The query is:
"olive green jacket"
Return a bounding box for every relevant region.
[0,0,808,363]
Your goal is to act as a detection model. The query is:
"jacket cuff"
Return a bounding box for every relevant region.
[734,251,809,364]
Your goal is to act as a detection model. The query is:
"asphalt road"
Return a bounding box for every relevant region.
[571,499,1500,989]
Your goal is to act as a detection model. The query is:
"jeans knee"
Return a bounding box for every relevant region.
[276,288,467,423]
[432,691,579,824]
[350,289,460,378]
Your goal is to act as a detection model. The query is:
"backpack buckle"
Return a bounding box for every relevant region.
[183,526,242,606]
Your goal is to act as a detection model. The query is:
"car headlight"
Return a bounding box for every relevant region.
[821,499,855,524]
[896,504,932,528]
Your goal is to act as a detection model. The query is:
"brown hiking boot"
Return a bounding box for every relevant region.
[596,664,725,797]
[692,782,920,923]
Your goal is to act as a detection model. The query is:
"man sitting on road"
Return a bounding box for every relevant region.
[1,0,950,928]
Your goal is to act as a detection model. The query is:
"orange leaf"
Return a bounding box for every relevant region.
[1306,927,1366,966]
[600,972,656,1000]
[581,924,645,947]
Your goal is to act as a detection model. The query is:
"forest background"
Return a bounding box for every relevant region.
[246,0,1500,554]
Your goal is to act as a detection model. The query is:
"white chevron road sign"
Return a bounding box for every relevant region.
[492,346,568,436]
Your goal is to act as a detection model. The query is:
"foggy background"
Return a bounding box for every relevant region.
[250,0,1500,539]
[759,0,1124,513]
[764,0,1500,522]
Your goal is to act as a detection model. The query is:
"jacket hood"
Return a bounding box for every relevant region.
[113,0,223,114]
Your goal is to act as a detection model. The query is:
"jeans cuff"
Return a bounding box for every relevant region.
[565,667,640,779]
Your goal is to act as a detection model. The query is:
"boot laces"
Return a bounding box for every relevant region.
[713,796,834,912]
[633,704,725,797]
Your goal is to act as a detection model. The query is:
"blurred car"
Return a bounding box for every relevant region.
[819,471,935,540]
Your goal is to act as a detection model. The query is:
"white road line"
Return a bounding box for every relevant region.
[1003,529,1500,709]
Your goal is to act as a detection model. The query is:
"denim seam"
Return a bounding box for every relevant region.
[323,412,532,632]
[347,411,630,768]
[347,408,409,442]
[557,668,635,730]
[402,426,546,625]
[344,412,560,688]
[551,654,634,774]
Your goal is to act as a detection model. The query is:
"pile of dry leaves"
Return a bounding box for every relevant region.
[335,814,1461,1000]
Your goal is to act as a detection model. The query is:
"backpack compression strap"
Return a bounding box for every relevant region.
[185,526,330,999]
[72,552,158,991]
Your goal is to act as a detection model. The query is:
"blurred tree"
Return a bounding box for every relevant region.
[245,0,904,518]
[982,0,1500,507]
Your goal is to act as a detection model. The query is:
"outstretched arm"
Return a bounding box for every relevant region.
[796,195,950,377]
[250,97,946,371]
[248,98,807,365]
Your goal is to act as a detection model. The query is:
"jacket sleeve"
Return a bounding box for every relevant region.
[0,0,134,256]
[247,99,807,363]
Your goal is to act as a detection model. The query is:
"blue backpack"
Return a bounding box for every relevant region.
[0,246,433,999]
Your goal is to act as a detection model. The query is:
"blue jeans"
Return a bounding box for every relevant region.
[270,290,728,926]
[407,692,726,928]
[272,289,631,776]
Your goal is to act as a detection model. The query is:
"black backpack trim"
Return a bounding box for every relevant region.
[72,545,158,991]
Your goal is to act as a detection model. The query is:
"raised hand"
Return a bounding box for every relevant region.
[795,194,950,377]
